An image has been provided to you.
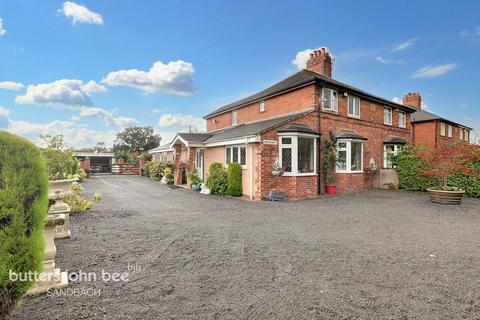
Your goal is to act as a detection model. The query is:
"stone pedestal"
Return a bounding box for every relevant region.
[50,191,71,239]
[27,214,69,295]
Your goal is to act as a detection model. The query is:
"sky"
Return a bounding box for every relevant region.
[0,0,479,148]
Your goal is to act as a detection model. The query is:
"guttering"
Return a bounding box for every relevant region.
[204,135,261,147]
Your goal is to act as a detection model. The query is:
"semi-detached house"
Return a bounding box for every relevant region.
[149,48,469,200]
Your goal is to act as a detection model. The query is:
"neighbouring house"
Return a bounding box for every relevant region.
[75,152,116,173]
[150,47,422,200]
[404,92,472,151]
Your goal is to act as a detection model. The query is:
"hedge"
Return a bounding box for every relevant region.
[206,163,227,195]
[226,163,243,196]
[0,132,49,319]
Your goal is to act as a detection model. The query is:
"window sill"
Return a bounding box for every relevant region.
[336,171,364,174]
[384,123,392,126]
[347,114,361,119]
[281,173,317,177]
[322,108,338,114]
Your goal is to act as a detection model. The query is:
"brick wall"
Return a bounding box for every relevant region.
[206,84,317,132]
[412,120,470,152]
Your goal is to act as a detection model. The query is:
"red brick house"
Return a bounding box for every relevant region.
[405,92,472,152]
[150,48,421,200]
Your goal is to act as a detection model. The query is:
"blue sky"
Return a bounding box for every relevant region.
[0,0,479,147]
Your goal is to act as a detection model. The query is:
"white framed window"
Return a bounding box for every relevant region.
[225,145,246,167]
[279,134,316,175]
[336,140,363,173]
[448,124,452,138]
[384,106,392,125]
[465,130,469,142]
[460,129,464,140]
[440,122,446,136]
[322,88,338,112]
[348,95,360,118]
[231,110,238,126]
[399,111,406,128]
[259,100,265,112]
[384,144,403,169]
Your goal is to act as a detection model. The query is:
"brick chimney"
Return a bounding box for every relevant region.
[306,47,333,78]
[403,92,422,109]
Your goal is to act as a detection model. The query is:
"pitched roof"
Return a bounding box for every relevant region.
[383,135,407,144]
[277,123,318,135]
[204,110,312,144]
[411,109,472,129]
[203,69,417,119]
[335,130,368,140]
[148,143,172,153]
[177,132,213,143]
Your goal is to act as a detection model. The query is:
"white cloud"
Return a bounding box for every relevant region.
[78,106,138,127]
[375,56,405,64]
[0,81,24,91]
[392,97,402,104]
[411,63,458,79]
[6,119,116,148]
[60,1,104,25]
[0,106,10,116]
[292,47,331,70]
[392,38,417,52]
[15,79,105,107]
[459,26,480,43]
[83,80,107,93]
[0,18,6,37]
[102,60,196,95]
[157,113,205,131]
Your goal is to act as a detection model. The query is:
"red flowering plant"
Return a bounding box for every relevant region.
[418,143,480,191]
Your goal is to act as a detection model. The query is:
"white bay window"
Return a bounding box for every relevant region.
[279,134,317,175]
[336,140,363,173]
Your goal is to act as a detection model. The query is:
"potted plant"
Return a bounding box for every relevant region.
[421,144,479,204]
[163,167,174,184]
[322,130,337,195]
[188,168,202,191]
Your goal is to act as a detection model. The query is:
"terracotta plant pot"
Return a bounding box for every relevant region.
[427,188,465,205]
[325,184,337,195]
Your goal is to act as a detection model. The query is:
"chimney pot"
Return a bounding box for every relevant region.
[403,92,422,109]
[306,47,333,78]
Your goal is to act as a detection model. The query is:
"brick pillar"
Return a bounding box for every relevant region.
[186,147,197,187]
[139,159,146,176]
[173,145,183,185]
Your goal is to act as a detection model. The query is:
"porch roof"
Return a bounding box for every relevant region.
[204,109,313,144]
[383,135,407,144]
[335,130,368,141]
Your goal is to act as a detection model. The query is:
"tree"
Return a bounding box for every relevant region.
[39,134,70,151]
[114,127,160,154]
[0,132,49,319]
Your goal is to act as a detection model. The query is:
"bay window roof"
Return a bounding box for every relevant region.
[335,130,368,140]
[277,123,318,135]
[383,135,407,144]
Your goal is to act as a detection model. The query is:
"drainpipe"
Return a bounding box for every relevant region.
[250,144,254,200]
[316,84,322,195]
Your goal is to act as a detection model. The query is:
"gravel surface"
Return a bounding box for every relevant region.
[14,175,480,320]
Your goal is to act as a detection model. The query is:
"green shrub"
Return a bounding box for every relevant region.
[75,168,88,182]
[143,161,152,177]
[206,163,227,195]
[187,168,201,186]
[41,148,77,180]
[65,181,92,214]
[0,132,49,319]
[94,192,103,201]
[226,163,243,196]
[448,172,480,197]
[163,167,174,183]
[391,146,437,191]
[149,162,163,181]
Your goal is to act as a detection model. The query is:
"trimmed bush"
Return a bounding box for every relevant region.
[143,161,152,177]
[226,163,243,196]
[149,162,163,181]
[0,132,49,319]
[187,168,201,186]
[206,163,227,195]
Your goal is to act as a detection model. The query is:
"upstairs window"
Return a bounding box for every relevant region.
[448,125,453,138]
[225,145,246,166]
[440,122,446,136]
[460,129,464,140]
[399,111,406,128]
[322,88,338,112]
[465,130,469,142]
[384,107,392,125]
[348,95,360,118]
[259,100,265,112]
[231,110,238,126]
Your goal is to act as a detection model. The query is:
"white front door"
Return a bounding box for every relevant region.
[196,149,204,181]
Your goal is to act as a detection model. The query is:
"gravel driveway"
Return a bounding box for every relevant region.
[14,175,480,320]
